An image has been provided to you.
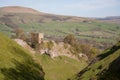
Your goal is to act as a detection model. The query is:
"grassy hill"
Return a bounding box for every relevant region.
[0,6,120,45]
[70,41,120,80]
[0,33,44,80]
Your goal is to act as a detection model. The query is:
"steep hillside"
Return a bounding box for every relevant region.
[0,32,88,80]
[70,41,120,80]
[0,33,44,80]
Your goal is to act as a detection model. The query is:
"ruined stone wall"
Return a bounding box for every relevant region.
[38,33,44,43]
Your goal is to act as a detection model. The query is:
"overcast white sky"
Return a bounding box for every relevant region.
[0,0,120,17]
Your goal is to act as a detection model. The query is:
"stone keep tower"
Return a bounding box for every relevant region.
[31,32,44,44]
[38,33,44,43]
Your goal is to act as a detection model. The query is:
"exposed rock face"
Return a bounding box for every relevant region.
[79,53,88,60]
[14,39,35,53]
[49,42,73,58]
[48,42,71,58]
[39,40,88,60]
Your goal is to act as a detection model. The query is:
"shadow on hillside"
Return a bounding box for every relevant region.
[97,44,120,60]
[98,56,120,80]
[1,59,45,80]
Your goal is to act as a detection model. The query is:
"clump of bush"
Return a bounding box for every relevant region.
[64,34,77,45]
[39,40,54,50]
[64,34,100,60]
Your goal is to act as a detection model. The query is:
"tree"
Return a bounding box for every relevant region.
[64,34,77,45]
[13,27,26,40]
[64,34,81,55]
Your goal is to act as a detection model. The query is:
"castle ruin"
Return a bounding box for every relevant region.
[30,32,44,44]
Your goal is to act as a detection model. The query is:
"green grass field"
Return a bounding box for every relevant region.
[18,21,120,43]
[0,15,120,44]
[35,54,87,80]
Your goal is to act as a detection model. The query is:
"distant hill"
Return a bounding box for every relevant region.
[0,6,40,14]
[70,41,120,80]
[0,33,44,80]
[0,6,90,23]
[97,16,120,20]
[97,16,120,24]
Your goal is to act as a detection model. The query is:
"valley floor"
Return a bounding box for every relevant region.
[34,54,87,80]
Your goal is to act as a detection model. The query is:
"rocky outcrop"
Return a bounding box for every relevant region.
[14,39,35,53]
[39,40,88,60]
[13,39,88,61]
